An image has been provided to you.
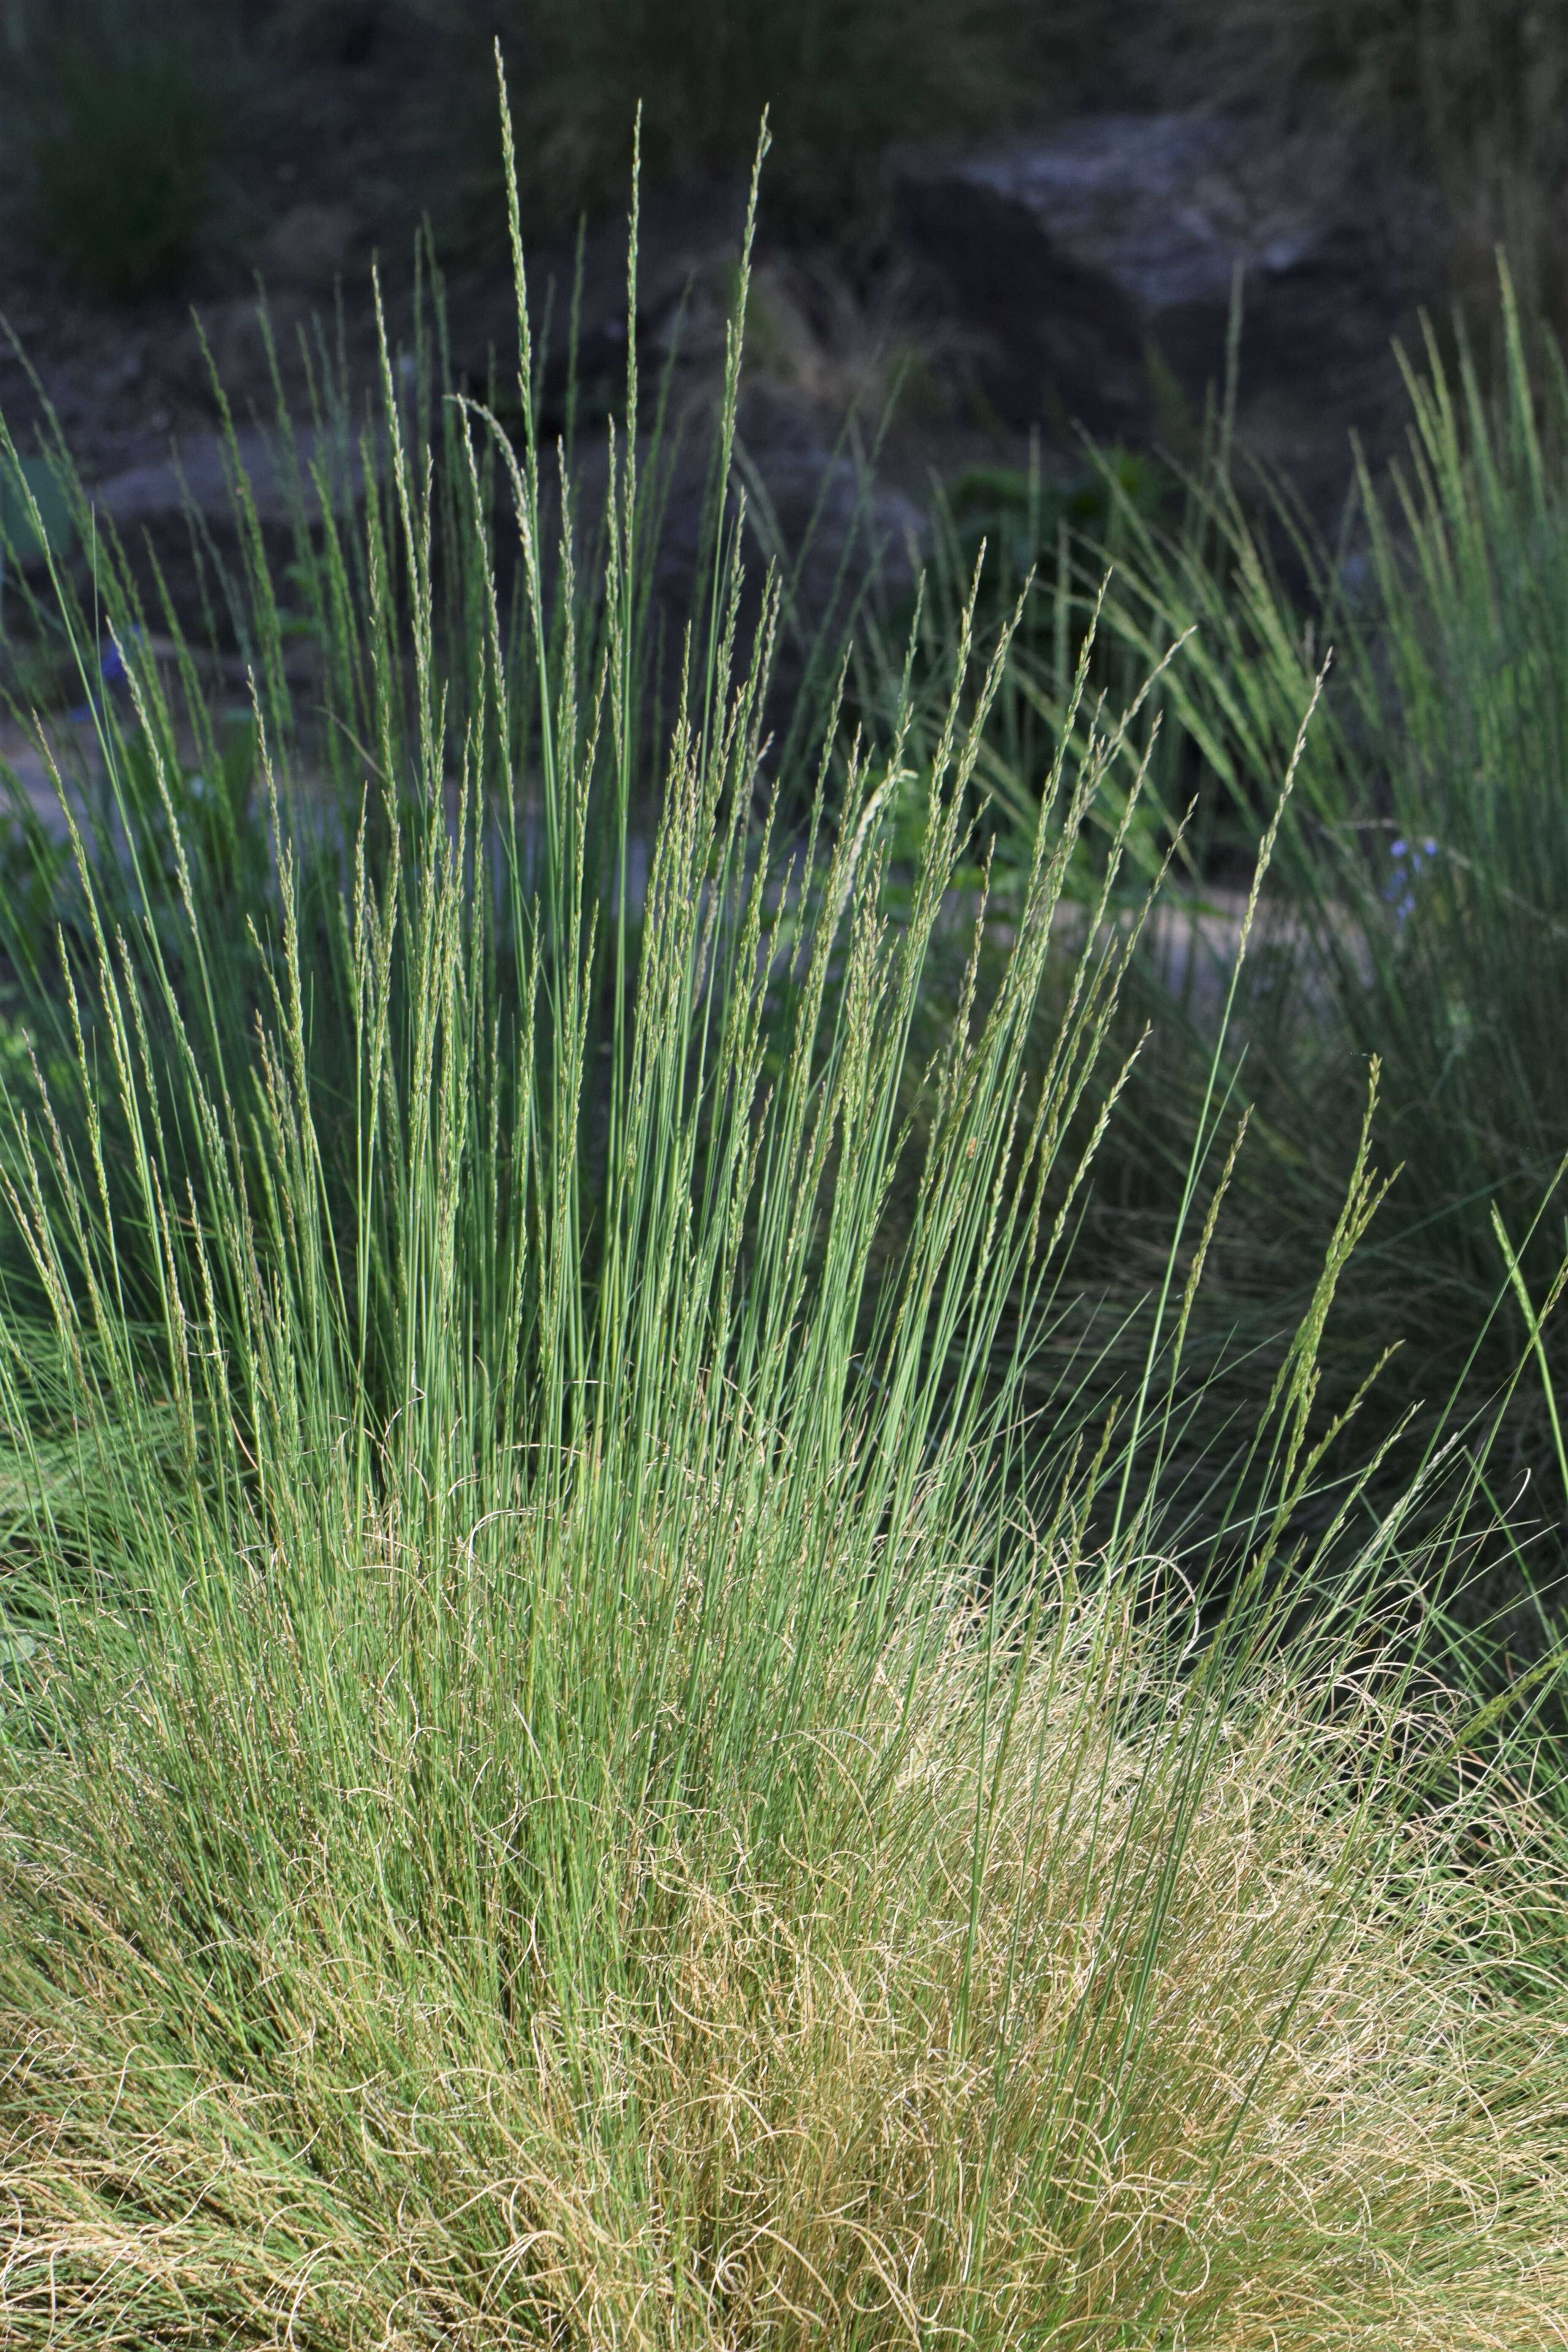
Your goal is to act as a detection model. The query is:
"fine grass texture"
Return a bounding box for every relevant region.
[3,90,1568,2349]
[8,1542,1568,2346]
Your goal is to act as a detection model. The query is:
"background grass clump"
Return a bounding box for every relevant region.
[1193,0,1567,182]
[5,0,232,299]
[853,267,1568,1634]
[418,0,1026,234]
[1068,285,1568,1565]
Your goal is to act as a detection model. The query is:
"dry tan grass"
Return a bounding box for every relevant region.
[4,1548,1568,2349]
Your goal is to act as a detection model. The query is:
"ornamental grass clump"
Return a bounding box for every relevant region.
[1,86,1568,2350]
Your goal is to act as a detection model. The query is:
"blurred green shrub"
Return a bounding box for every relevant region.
[13,2,230,299]
[946,448,1179,577]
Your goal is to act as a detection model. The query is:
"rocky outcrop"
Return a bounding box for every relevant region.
[897,111,1443,441]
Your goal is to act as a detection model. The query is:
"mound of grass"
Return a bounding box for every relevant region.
[2,82,1568,2348]
[8,1509,1568,2345]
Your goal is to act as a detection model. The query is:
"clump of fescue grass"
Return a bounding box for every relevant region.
[2,79,1568,2349]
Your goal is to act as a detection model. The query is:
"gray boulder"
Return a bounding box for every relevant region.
[898,112,1442,440]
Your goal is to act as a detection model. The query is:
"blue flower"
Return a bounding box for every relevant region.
[66,627,144,720]
[99,625,144,688]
